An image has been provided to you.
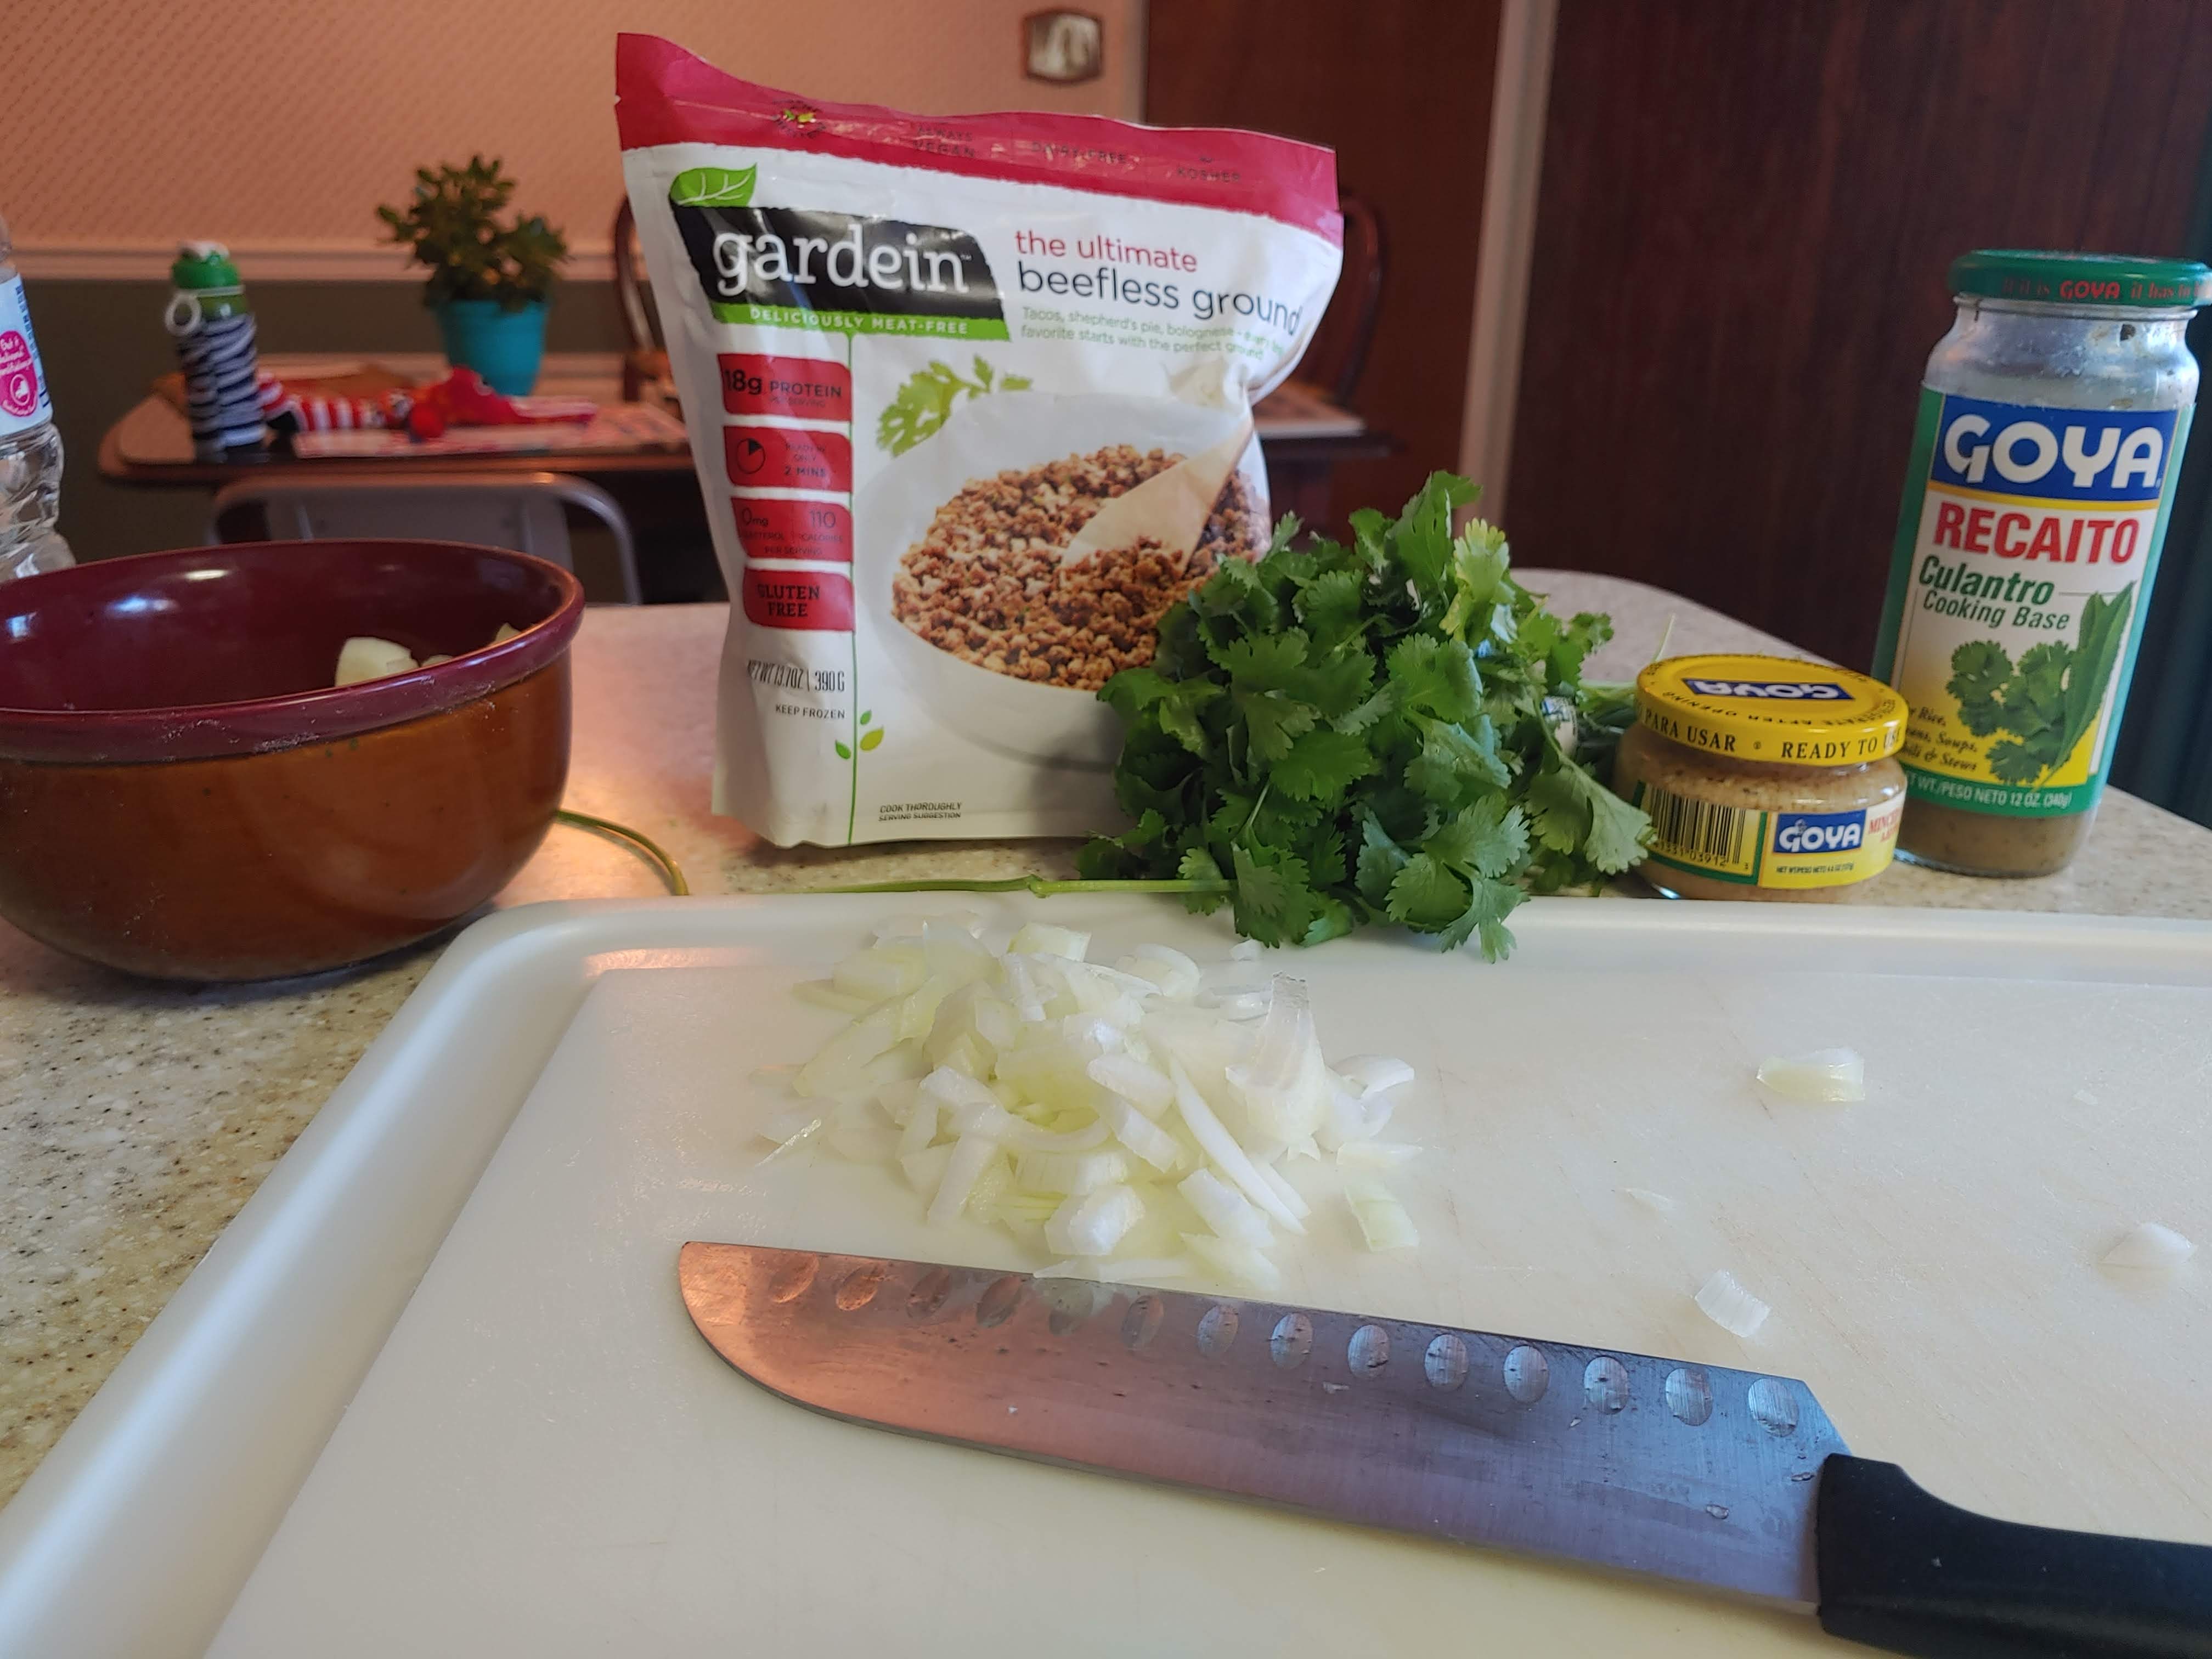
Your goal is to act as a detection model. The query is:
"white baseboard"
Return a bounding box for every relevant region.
[15,242,616,284]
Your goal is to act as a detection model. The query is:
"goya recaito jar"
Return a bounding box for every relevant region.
[1611,653,1908,902]
[1871,250,2210,877]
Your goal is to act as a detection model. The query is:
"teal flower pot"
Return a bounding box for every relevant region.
[433,298,548,395]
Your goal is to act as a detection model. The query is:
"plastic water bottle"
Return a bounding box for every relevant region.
[0,212,72,582]
[165,241,264,460]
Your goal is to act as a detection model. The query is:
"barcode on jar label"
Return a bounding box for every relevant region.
[1639,784,1762,881]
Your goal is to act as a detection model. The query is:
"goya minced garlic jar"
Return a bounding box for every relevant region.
[1871,250,2210,877]
[1612,654,1908,902]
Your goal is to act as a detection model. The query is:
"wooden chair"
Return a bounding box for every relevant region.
[1297,193,1387,408]
[612,200,668,403]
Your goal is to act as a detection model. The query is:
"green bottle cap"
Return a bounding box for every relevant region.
[171,240,242,290]
[1949,249,2212,309]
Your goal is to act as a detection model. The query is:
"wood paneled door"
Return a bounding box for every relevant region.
[1146,0,1503,530]
[1505,0,2212,668]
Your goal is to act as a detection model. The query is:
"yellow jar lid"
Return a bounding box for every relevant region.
[1633,653,1908,766]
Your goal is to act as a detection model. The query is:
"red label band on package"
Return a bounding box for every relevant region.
[719,353,851,422]
[742,567,854,631]
[724,424,854,493]
[733,496,853,563]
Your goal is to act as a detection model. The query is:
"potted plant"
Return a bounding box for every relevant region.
[378,157,567,394]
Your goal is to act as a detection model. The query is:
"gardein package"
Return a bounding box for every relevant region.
[617,35,1341,844]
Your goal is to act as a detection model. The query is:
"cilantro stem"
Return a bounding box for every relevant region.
[803,874,1229,899]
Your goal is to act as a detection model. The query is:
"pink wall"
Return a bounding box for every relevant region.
[4,1,1144,256]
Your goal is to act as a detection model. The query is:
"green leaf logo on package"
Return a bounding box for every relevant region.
[669,166,756,207]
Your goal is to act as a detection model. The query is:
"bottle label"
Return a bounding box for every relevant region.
[0,275,53,437]
[1870,388,2191,819]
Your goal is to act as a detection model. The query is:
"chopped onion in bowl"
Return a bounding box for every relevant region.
[1694,1270,1770,1339]
[768,918,1423,1289]
[1756,1048,1866,1103]
[2103,1222,2195,1270]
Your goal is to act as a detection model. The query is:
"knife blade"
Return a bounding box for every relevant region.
[679,1244,2212,1657]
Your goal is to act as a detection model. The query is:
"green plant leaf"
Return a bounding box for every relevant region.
[669,165,757,207]
[834,741,851,760]
[860,710,872,725]
[859,727,884,751]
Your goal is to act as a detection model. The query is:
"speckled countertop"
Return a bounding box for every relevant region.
[5,572,2210,1509]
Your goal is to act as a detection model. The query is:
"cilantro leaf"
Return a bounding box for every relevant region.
[1426,799,1529,878]
[1385,853,1469,930]
[1434,875,1521,961]
[1273,728,1379,802]
[1386,635,1482,722]
[1238,692,1317,762]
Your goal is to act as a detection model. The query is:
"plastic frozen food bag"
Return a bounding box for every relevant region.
[618,35,1341,844]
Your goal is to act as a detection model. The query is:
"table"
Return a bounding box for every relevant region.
[5,571,2208,1510]
[96,355,1389,541]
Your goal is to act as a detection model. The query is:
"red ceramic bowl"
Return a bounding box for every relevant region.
[0,539,583,980]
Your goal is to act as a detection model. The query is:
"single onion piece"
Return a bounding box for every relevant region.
[1000,954,1046,1023]
[1695,1270,1771,1340]
[900,1142,952,1193]
[2103,1222,2195,1270]
[1227,975,1330,1144]
[1044,1184,1144,1257]
[1256,1162,1312,1221]
[1167,1057,1305,1235]
[334,635,418,686]
[896,1094,940,1161]
[1622,1186,1678,1214]
[1198,986,1269,1020]
[875,1077,922,1126]
[1228,939,1266,962]
[831,945,927,1005]
[1286,1134,1322,1163]
[1342,1171,1418,1251]
[793,979,877,1015]
[1100,1094,1182,1173]
[1181,1231,1284,1295]
[1756,1047,1866,1103]
[1009,922,1091,961]
[1336,1141,1420,1173]
[1335,1055,1417,1097]
[1087,1053,1175,1116]
[1178,1167,1274,1246]
[927,1132,1001,1226]
[1120,945,1201,998]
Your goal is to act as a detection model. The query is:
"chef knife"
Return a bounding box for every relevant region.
[679,1243,2212,1658]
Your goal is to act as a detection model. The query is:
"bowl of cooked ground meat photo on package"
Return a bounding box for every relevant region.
[863,392,1265,769]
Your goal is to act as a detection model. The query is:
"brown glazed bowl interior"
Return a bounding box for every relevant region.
[0,539,583,980]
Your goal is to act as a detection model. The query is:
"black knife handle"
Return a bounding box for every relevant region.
[1817,1454,2212,1657]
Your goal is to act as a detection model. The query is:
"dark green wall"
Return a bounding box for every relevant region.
[37,278,628,563]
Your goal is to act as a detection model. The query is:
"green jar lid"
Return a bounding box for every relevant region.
[1949,249,2212,309]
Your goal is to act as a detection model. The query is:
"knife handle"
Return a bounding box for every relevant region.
[1817,1454,2212,1658]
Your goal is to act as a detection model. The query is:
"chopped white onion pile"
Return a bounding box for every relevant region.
[766,918,1420,1287]
[1694,1269,1770,1340]
[1756,1047,1866,1103]
[2103,1222,2195,1271]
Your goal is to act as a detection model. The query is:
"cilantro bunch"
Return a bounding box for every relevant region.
[1945,583,2135,786]
[1074,472,1650,960]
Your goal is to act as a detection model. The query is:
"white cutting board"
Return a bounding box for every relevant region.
[4,899,2209,1657]
[204,896,2212,1658]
